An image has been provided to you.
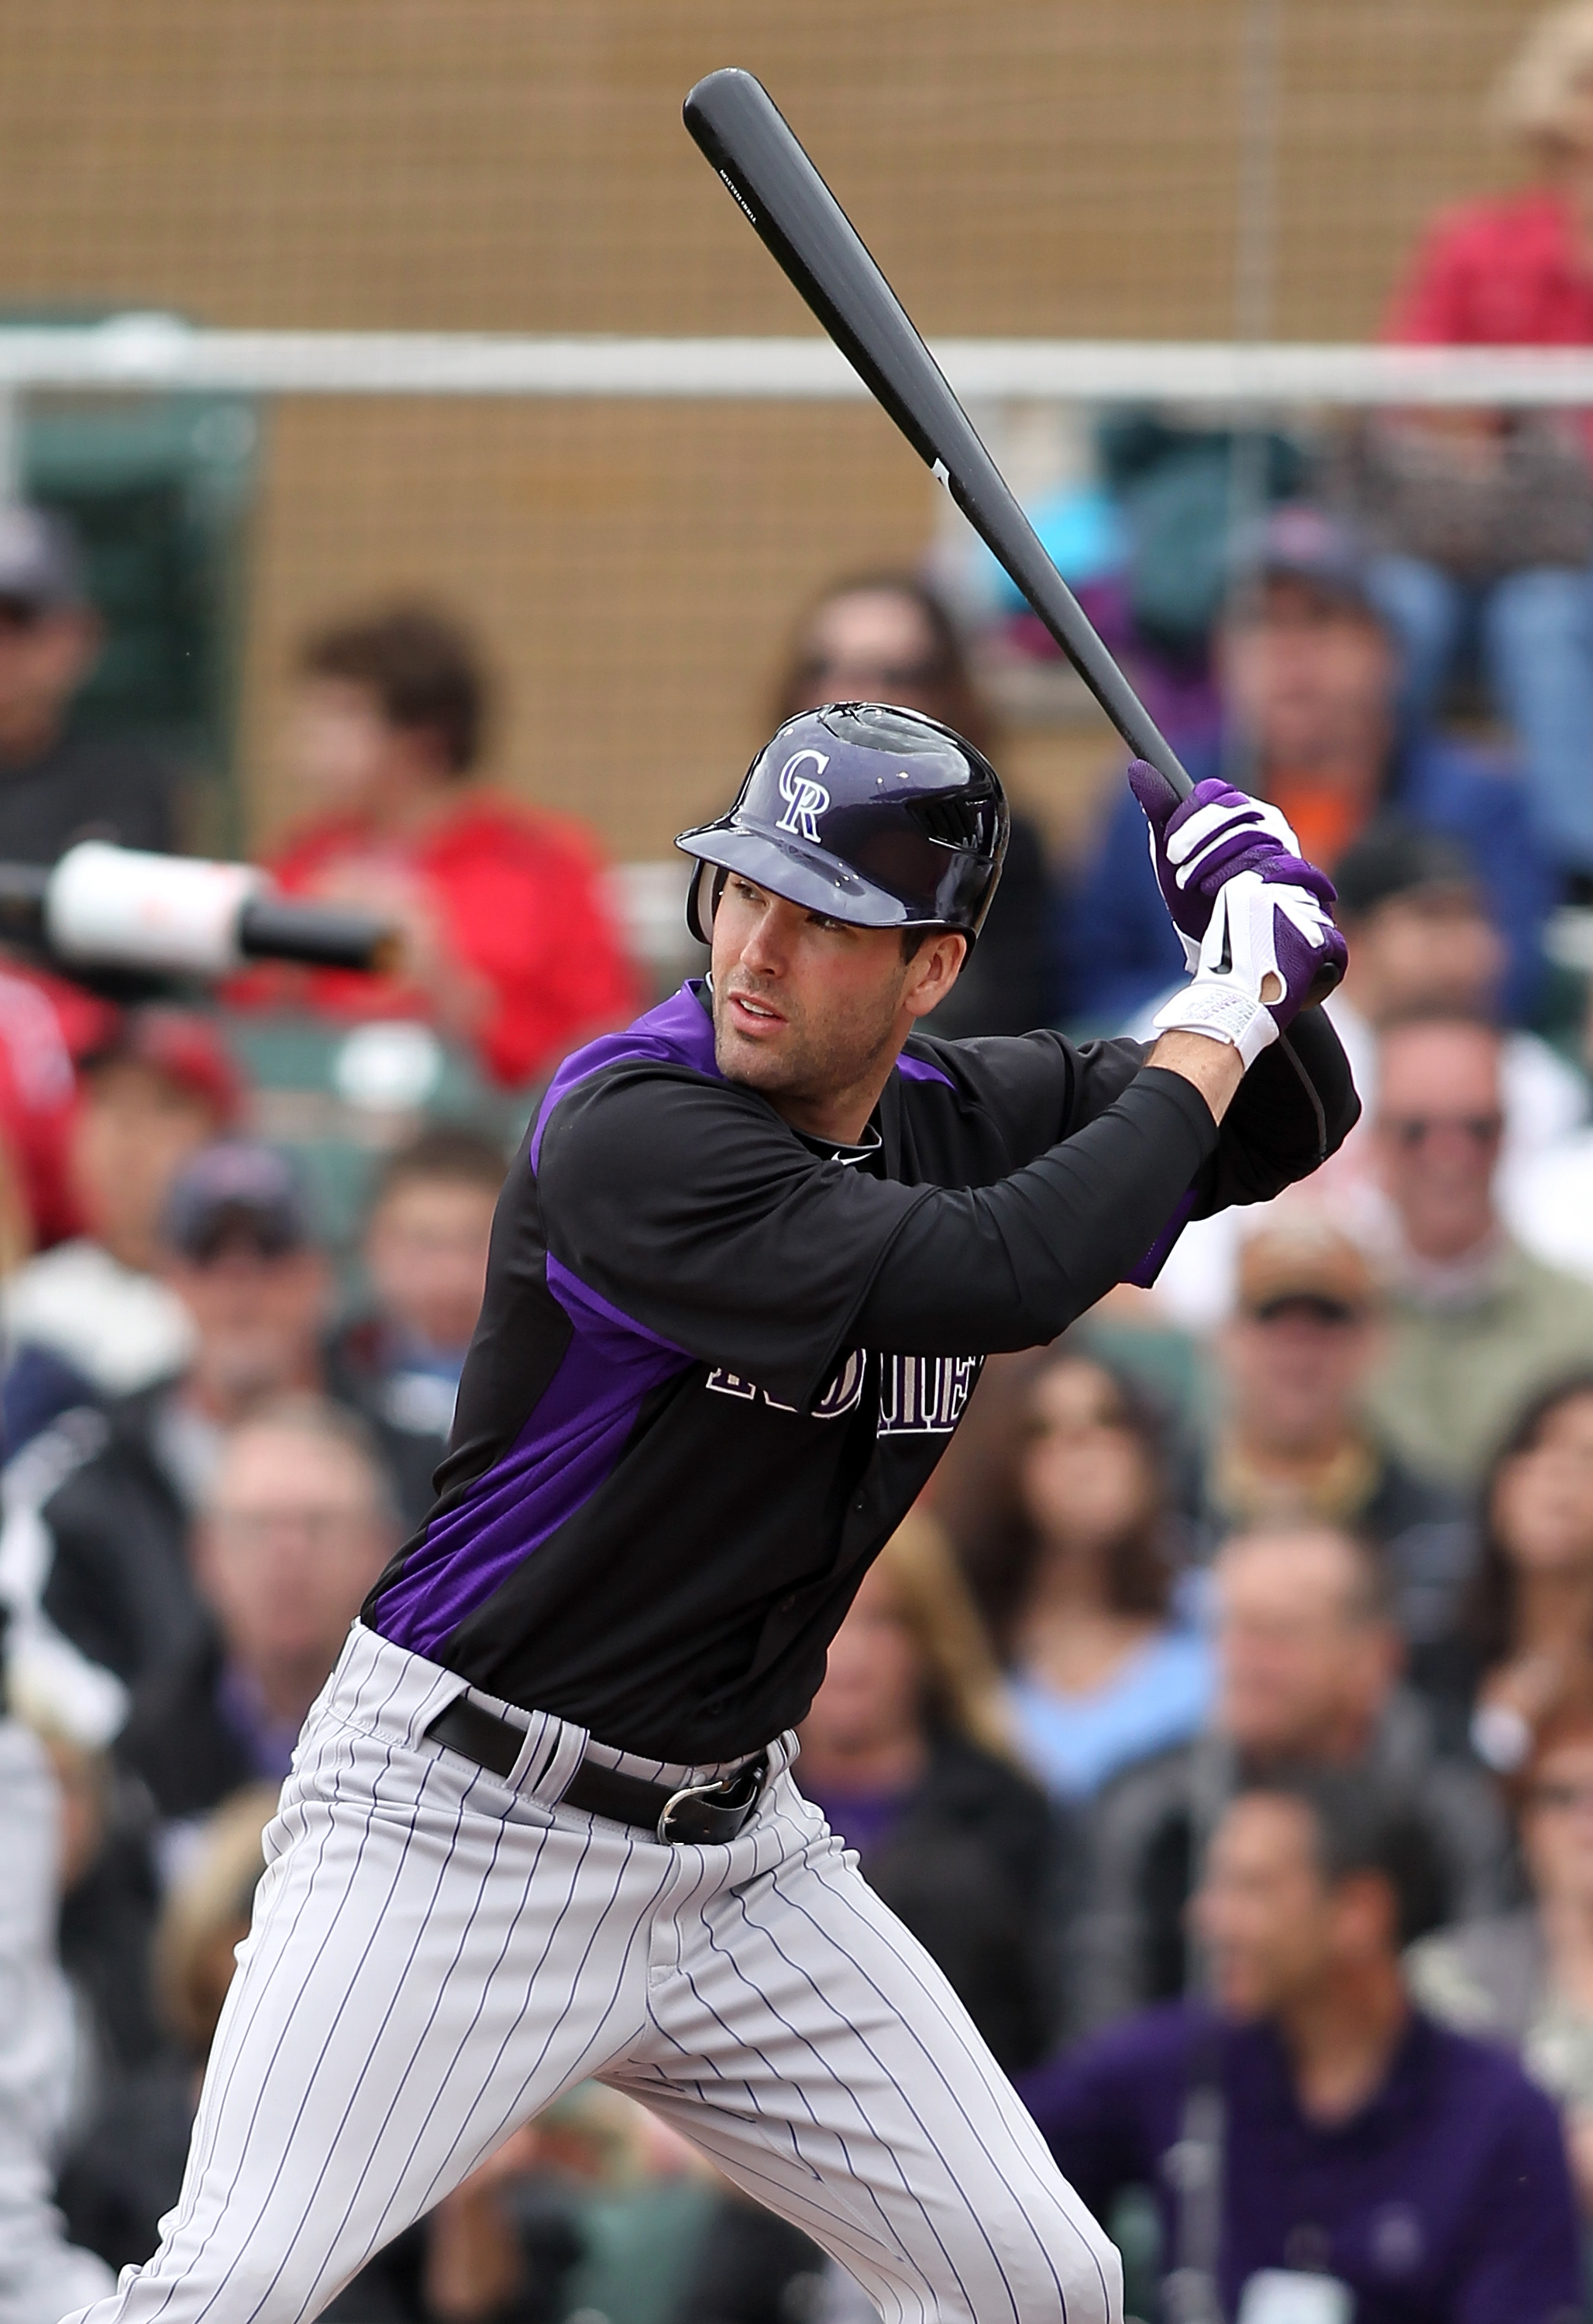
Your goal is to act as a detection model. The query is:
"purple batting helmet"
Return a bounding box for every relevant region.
[676,703,1009,946]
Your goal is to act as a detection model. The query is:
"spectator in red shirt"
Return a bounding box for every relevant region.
[232,606,639,1088]
[1347,1,1593,896]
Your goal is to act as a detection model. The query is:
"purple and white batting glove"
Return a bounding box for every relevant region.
[1151,869,1348,1067]
[1127,759,1337,969]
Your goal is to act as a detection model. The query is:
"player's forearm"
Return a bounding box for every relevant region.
[857,1065,1216,1353]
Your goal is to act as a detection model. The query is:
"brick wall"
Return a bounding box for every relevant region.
[0,0,1547,854]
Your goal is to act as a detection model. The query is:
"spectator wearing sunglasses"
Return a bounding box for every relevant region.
[1369,1016,1593,1490]
[772,573,1058,1037]
[1195,1214,1470,1667]
[0,1142,431,1708]
[0,505,179,865]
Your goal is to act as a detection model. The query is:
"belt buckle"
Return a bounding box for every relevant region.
[655,1759,762,1845]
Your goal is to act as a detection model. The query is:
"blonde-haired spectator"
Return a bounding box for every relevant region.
[796,1510,1068,2068]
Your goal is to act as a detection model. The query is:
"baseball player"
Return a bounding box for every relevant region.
[68,706,1354,2324]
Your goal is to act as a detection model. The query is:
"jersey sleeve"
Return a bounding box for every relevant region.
[1192,1008,1360,1215]
[537,1057,1216,1408]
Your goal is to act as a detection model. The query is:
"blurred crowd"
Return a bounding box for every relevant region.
[16,5,1593,2322]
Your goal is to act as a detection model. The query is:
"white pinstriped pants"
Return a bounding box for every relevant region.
[64,1624,1120,2324]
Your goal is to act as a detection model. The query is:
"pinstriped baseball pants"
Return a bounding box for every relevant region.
[64,1624,1120,2324]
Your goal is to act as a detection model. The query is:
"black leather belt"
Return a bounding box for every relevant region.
[424,1695,768,1845]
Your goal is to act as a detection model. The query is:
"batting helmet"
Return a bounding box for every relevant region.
[675,703,1008,946]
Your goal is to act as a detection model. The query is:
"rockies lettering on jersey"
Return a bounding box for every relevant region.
[365,979,1354,1762]
[704,1351,975,1434]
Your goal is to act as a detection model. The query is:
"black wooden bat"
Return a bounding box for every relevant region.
[683,64,1193,799]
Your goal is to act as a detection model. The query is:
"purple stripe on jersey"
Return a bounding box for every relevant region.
[530,982,721,1169]
[375,1265,693,1659]
[1123,1188,1197,1288]
[896,1050,955,1090]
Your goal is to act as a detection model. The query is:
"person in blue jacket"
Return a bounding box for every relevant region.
[1061,506,1556,1031]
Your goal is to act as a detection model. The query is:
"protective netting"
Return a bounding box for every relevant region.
[0,0,1557,862]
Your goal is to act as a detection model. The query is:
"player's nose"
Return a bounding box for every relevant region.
[736,900,797,975]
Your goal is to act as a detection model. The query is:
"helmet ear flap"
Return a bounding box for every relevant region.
[686,861,727,946]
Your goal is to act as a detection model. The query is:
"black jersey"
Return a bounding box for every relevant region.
[366,981,1355,1761]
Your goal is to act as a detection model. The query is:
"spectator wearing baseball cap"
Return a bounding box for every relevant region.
[1060,504,1553,1030]
[1,1009,243,1443]
[1192,1215,1471,1704]
[0,504,181,865]
[0,1140,438,1701]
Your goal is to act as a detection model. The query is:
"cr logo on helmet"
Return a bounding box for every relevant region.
[776,748,831,842]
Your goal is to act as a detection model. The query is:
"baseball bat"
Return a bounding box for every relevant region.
[682,65,1192,799]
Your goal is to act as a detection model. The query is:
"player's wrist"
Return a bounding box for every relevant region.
[1151,978,1278,1068]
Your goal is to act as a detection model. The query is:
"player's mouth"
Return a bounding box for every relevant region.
[725,988,787,1037]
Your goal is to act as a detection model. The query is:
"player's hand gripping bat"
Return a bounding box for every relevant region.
[682,65,1344,1007]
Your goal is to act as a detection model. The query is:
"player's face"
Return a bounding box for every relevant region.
[708,873,962,1140]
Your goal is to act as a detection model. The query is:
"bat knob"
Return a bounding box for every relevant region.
[1302,955,1344,1009]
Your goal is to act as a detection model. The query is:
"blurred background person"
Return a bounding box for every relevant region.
[0,1137,437,1702]
[331,1126,503,1446]
[1410,1695,1593,2223]
[794,1511,1061,2071]
[1061,506,1551,1032]
[1194,1215,1470,1669]
[0,504,179,867]
[1499,967,1593,1286]
[1369,1016,1593,1490]
[1025,1772,1582,2324]
[117,1397,400,1845]
[1078,1521,1509,2030]
[998,1346,1211,1803]
[772,572,1056,1036]
[1444,1375,1593,1783]
[1147,819,1586,1338]
[1355,0,1593,908]
[2,1009,242,1439]
[230,604,638,1089]
[1329,820,1586,1169]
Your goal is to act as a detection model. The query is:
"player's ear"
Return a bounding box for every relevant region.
[901,930,966,1019]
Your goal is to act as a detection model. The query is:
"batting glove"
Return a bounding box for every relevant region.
[1151,869,1348,1067]
[1128,759,1337,968]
